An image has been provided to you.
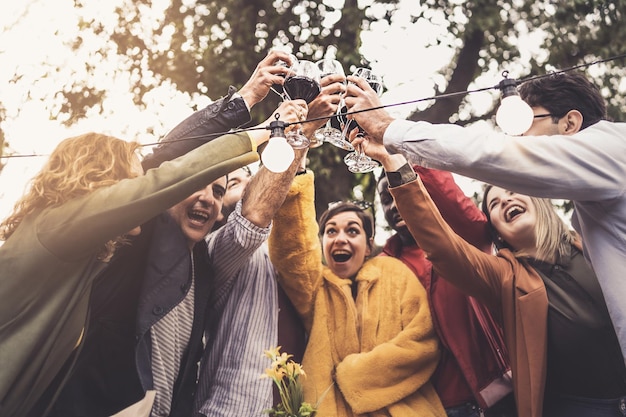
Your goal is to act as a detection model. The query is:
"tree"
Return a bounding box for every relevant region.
[102,0,394,216]
[9,0,624,212]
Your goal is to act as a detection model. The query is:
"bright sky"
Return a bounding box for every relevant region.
[0,0,518,245]
[0,0,208,220]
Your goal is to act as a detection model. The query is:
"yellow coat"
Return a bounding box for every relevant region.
[268,172,445,417]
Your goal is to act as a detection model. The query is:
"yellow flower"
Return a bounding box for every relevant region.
[262,366,286,382]
[262,346,319,417]
[284,361,306,378]
[263,346,282,361]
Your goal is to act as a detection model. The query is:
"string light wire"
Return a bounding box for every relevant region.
[2,52,625,160]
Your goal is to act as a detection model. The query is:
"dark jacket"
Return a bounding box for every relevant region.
[46,215,213,417]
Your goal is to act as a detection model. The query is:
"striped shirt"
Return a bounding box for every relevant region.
[195,202,278,416]
[150,255,195,416]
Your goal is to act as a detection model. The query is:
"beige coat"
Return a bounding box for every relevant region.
[391,177,550,417]
[269,172,445,417]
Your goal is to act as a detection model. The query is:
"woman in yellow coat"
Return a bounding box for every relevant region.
[268,170,445,417]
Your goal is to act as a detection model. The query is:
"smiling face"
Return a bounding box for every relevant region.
[167,176,227,249]
[321,211,372,279]
[213,167,252,230]
[484,186,537,253]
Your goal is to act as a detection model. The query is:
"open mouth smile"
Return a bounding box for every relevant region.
[332,250,352,263]
[188,209,211,226]
[505,205,525,222]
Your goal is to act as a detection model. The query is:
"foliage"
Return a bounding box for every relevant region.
[261,346,328,417]
[101,0,397,215]
[3,0,625,207]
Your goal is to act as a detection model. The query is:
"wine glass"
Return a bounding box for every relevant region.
[283,60,322,149]
[312,59,347,149]
[343,68,384,173]
[269,53,299,100]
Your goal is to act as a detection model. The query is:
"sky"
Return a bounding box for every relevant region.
[0,0,527,245]
[0,0,206,220]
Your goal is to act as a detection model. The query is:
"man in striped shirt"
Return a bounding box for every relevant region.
[194,65,347,417]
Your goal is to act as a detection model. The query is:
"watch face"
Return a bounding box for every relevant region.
[386,171,403,186]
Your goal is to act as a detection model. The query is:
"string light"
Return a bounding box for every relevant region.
[495,72,534,135]
[260,115,295,173]
[2,53,625,160]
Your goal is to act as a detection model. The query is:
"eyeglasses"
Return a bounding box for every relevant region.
[241,165,253,176]
[533,113,553,119]
[328,200,373,211]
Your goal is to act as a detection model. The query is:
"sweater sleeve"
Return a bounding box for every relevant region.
[38,132,258,261]
[416,166,491,252]
[385,119,626,201]
[268,171,323,330]
[334,258,440,413]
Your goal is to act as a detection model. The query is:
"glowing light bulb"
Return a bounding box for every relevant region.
[495,76,534,136]
[261,136,295,173]
[261,117,295,173]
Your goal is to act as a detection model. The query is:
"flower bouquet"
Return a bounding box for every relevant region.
[261,347,322,417]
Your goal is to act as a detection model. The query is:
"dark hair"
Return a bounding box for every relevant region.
[481,185,511,252]
[318,202,374,242]
[518,71,607,130]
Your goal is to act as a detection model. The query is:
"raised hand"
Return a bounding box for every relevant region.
[302,73,346,139]
[265,99,308,126]
[344,75,395,147]
[248,99,308,146]
[238,50,296,108]
[348,129,407,172]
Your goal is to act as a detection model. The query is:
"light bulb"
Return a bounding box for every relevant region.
[496,95,534,136]
[495,76,534,136]
[261,136,295,173]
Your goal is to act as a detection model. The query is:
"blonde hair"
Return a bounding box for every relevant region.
[482,186,577,264]
[0,132,141,260]
[528,197,577,264]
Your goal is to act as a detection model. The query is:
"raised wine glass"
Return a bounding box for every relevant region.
[269,53,298,100]
[283,60,322,149]
[311,58,349,149]
[343,68,383,173]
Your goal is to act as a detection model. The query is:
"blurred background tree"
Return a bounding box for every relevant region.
[1,0,625,218]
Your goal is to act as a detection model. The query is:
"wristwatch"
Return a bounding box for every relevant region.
[386,163,417,187]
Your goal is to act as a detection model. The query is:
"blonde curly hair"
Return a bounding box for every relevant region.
[0,132,141,260]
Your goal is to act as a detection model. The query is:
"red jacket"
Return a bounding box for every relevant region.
[381,167,512,409]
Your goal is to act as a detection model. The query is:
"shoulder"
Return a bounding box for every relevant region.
[362,256,419,283]
[367,255,407,269]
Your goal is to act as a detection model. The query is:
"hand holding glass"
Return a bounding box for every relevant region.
[283,60,321,149]
[343,68,383,173]
[312,59,349,149]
